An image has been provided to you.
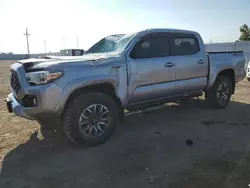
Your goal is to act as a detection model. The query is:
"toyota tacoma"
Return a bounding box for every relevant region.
[6,28,246,146]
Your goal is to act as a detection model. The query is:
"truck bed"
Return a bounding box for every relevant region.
[207,51,246,86]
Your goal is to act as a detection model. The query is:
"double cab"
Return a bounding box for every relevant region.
[7,28,246,146]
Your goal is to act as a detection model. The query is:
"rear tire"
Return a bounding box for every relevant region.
[205,76,232,109]
[62,92,118,146]
[247,78,250,82]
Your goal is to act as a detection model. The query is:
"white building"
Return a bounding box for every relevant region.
[205,41,250,64]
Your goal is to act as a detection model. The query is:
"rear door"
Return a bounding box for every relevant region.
[170,33,208,94]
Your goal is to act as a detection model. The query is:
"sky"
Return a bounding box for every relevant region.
[0,0,249,54]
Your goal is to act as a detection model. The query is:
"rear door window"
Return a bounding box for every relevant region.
[172,36,200,56]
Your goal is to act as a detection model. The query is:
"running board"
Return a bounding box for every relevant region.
[127,91,203,112]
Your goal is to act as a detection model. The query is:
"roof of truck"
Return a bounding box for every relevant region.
[138,28,199,36]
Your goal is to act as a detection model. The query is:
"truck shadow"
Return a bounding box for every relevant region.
[1,99,250,188]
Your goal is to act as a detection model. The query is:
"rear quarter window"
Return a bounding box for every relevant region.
[172,36,200,56]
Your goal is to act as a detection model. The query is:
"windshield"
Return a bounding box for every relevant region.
[85,33,136,54]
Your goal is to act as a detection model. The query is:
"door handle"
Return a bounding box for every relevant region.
[112,64,122,68]
[164,62,175,68]
[197,60,205,64]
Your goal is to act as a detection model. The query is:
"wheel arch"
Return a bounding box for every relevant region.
[217,69,235,94]
[61,83,124,121]
[208,68,236,94]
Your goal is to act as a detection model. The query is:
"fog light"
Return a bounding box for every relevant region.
[22,95,37,107]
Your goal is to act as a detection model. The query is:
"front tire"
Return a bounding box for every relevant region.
[247,78,250,82]
[62,92,118,146]
[205,76,232,109]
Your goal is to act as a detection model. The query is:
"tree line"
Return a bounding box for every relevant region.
[239,24,250,41]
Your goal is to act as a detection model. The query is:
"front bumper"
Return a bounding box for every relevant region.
[6,93,34,120]
[7,63,64,120]
[7,81,63,120]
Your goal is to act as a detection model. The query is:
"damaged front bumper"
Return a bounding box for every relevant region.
[6,93,35,120]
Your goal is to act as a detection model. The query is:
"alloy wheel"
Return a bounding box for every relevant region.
[79,104,111,137]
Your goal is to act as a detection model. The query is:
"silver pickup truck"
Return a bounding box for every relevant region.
[6,28,246,146]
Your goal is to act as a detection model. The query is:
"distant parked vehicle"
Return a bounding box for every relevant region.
[6,28,247,146]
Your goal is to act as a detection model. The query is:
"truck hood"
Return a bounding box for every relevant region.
[18,52,120,72]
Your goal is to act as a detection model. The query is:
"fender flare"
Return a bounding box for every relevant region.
[207,66,235,90]
[56,75,119,113]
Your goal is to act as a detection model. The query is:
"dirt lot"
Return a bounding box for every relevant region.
[1,60,250,188]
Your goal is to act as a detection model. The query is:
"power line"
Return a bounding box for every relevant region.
[24,28,30,55]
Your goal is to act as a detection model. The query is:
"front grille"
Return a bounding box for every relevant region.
[10,70,21,93]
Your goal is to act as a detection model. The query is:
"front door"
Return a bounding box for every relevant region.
[127,33,176,104]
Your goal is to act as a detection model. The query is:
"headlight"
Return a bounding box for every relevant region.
[26,71,62,85]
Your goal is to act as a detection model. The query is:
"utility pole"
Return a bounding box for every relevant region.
[44,40,46,56]
[76,36,79,48]
[63,37,65,49]
[24,28,30,56]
